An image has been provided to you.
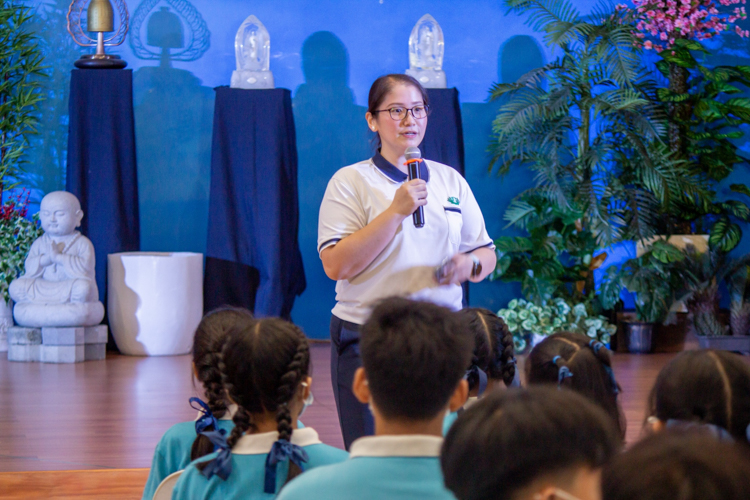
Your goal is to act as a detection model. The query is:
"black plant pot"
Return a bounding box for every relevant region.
[624,322,653,353]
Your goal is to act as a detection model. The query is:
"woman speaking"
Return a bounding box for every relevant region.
[317,74,496,448]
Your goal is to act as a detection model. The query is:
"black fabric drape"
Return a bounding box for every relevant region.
[204,87,306,318]
[66,69,141,310]
[420,88,465,176]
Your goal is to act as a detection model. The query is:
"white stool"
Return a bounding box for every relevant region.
[108,252,203,356]
[153,470,183,500]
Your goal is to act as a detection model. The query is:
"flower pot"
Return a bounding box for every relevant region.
[696,335,750,353]
[623,321,653,353]
[107,252,203,356]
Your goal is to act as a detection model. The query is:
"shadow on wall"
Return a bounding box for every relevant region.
[462,35,545,312]
[131,0,214,253]
[290,31,372,339]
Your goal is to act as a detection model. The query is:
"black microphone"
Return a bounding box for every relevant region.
[405,147,425,228]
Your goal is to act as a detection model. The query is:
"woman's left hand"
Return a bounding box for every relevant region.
[436,253,474,285]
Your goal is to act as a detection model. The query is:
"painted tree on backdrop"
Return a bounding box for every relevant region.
[626,0,750,252]
[489,0,702,310]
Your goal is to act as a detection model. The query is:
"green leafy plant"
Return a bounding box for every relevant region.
[498,297,616,352]
[0,190,43,304]
[653,40,750,251]
[0,1,46,196]
[728,264,750,336]
[490,0,702,306]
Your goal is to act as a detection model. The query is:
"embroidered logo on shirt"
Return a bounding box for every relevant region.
[448,197,459,205]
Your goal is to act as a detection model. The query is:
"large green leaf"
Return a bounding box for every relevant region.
[731,184,750,198]
[710,217,743,252]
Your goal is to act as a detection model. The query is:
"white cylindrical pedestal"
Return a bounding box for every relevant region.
[108,252,203,356]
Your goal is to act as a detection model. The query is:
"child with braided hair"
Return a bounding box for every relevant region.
[526,332,625,440]
[171,318,347,499]
[443,308,518,434]
[141,307,254,500]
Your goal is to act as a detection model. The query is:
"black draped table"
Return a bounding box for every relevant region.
[66,69,141,314]
[204,87,306,318]
[421,88,465,176]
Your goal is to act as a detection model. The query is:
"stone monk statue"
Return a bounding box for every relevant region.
[10,191,104,327]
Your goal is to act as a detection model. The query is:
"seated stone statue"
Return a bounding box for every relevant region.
[10,191,104,327]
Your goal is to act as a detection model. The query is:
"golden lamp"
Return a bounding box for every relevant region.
[67,0,129,69]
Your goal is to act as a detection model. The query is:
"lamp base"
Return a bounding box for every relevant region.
[74,54,127,69]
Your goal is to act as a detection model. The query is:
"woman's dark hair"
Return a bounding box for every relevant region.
[442,386,621,500]
[526,332,625,439]
[361,297,473,421]
[646,349,750,442]
[602,429,750,500]
[367,74,429,149]
[459,308,516,389]
[190,306,254,461]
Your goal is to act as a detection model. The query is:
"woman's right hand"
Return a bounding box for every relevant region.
[389,179,428,217]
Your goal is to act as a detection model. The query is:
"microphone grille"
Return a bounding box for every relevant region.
[404,147,422,161]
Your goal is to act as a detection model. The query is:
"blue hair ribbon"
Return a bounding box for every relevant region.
[588,340,604,353]
[465,365,488,396]
[552,356,573,386]
[198,430,232,480]
[190,397,220,435]
[665,419,734,442]
[264,439,309,493]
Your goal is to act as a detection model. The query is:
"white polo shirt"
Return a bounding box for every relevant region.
[318,151,494,325]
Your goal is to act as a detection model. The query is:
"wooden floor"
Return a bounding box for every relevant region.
[0,344,682,497]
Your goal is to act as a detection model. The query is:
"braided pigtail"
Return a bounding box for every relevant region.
[495,316,516,387]
[191,351,229,460]
[588,340,621,396]
[190,307,253,461]
[274,328,310,487]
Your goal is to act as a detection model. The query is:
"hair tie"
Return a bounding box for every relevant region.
[264,439,309,493]
[589,339,604,353]
[665,419,734,442]
[465,365,489,396]
[198,430,232,480]
[190,397,220,435]
[557,366,573,386]
[552,355,563,365]
[604,366,620,396]
[746,422,750,442]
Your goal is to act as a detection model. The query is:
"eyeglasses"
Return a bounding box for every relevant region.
[373,105,431,121]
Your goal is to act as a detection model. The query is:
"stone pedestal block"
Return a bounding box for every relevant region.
[41,327,84,345]
[9,344,41,362]
[85,343,107,361]
[42,344,85,363]
[84,325,108,344]
[9,327,42,345]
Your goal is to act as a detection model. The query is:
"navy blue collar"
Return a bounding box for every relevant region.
[372,150,430,183]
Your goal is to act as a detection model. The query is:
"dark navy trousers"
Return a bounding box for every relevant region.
[329,315,374,450]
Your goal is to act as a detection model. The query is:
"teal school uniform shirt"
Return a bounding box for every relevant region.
[171,428,347,500]
[442,411,458,436]
[142,419,235,500]
[276,435,457,500]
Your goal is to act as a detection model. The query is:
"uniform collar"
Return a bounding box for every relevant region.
[232,427,322,455]
[349,435,443,458]
[372,150,430,184]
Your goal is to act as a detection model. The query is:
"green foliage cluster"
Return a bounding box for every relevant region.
[0,210,42,304]
[656,39,750,252]
[490,0,701,310]
[0,1,46,195]
[498,297,616,352]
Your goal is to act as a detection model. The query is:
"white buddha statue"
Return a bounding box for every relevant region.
[10,191,104,327]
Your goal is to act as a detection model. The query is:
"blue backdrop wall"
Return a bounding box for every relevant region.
[22,0,750,338]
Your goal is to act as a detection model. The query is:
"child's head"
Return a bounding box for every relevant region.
[191,306,254,460]
[526,332,624,438]
[459,308,516,395]
[646,349,750,442]
[442,387,621,500]
[602,429,750,500]
[354,297,473,423]
[203,317,311,486]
